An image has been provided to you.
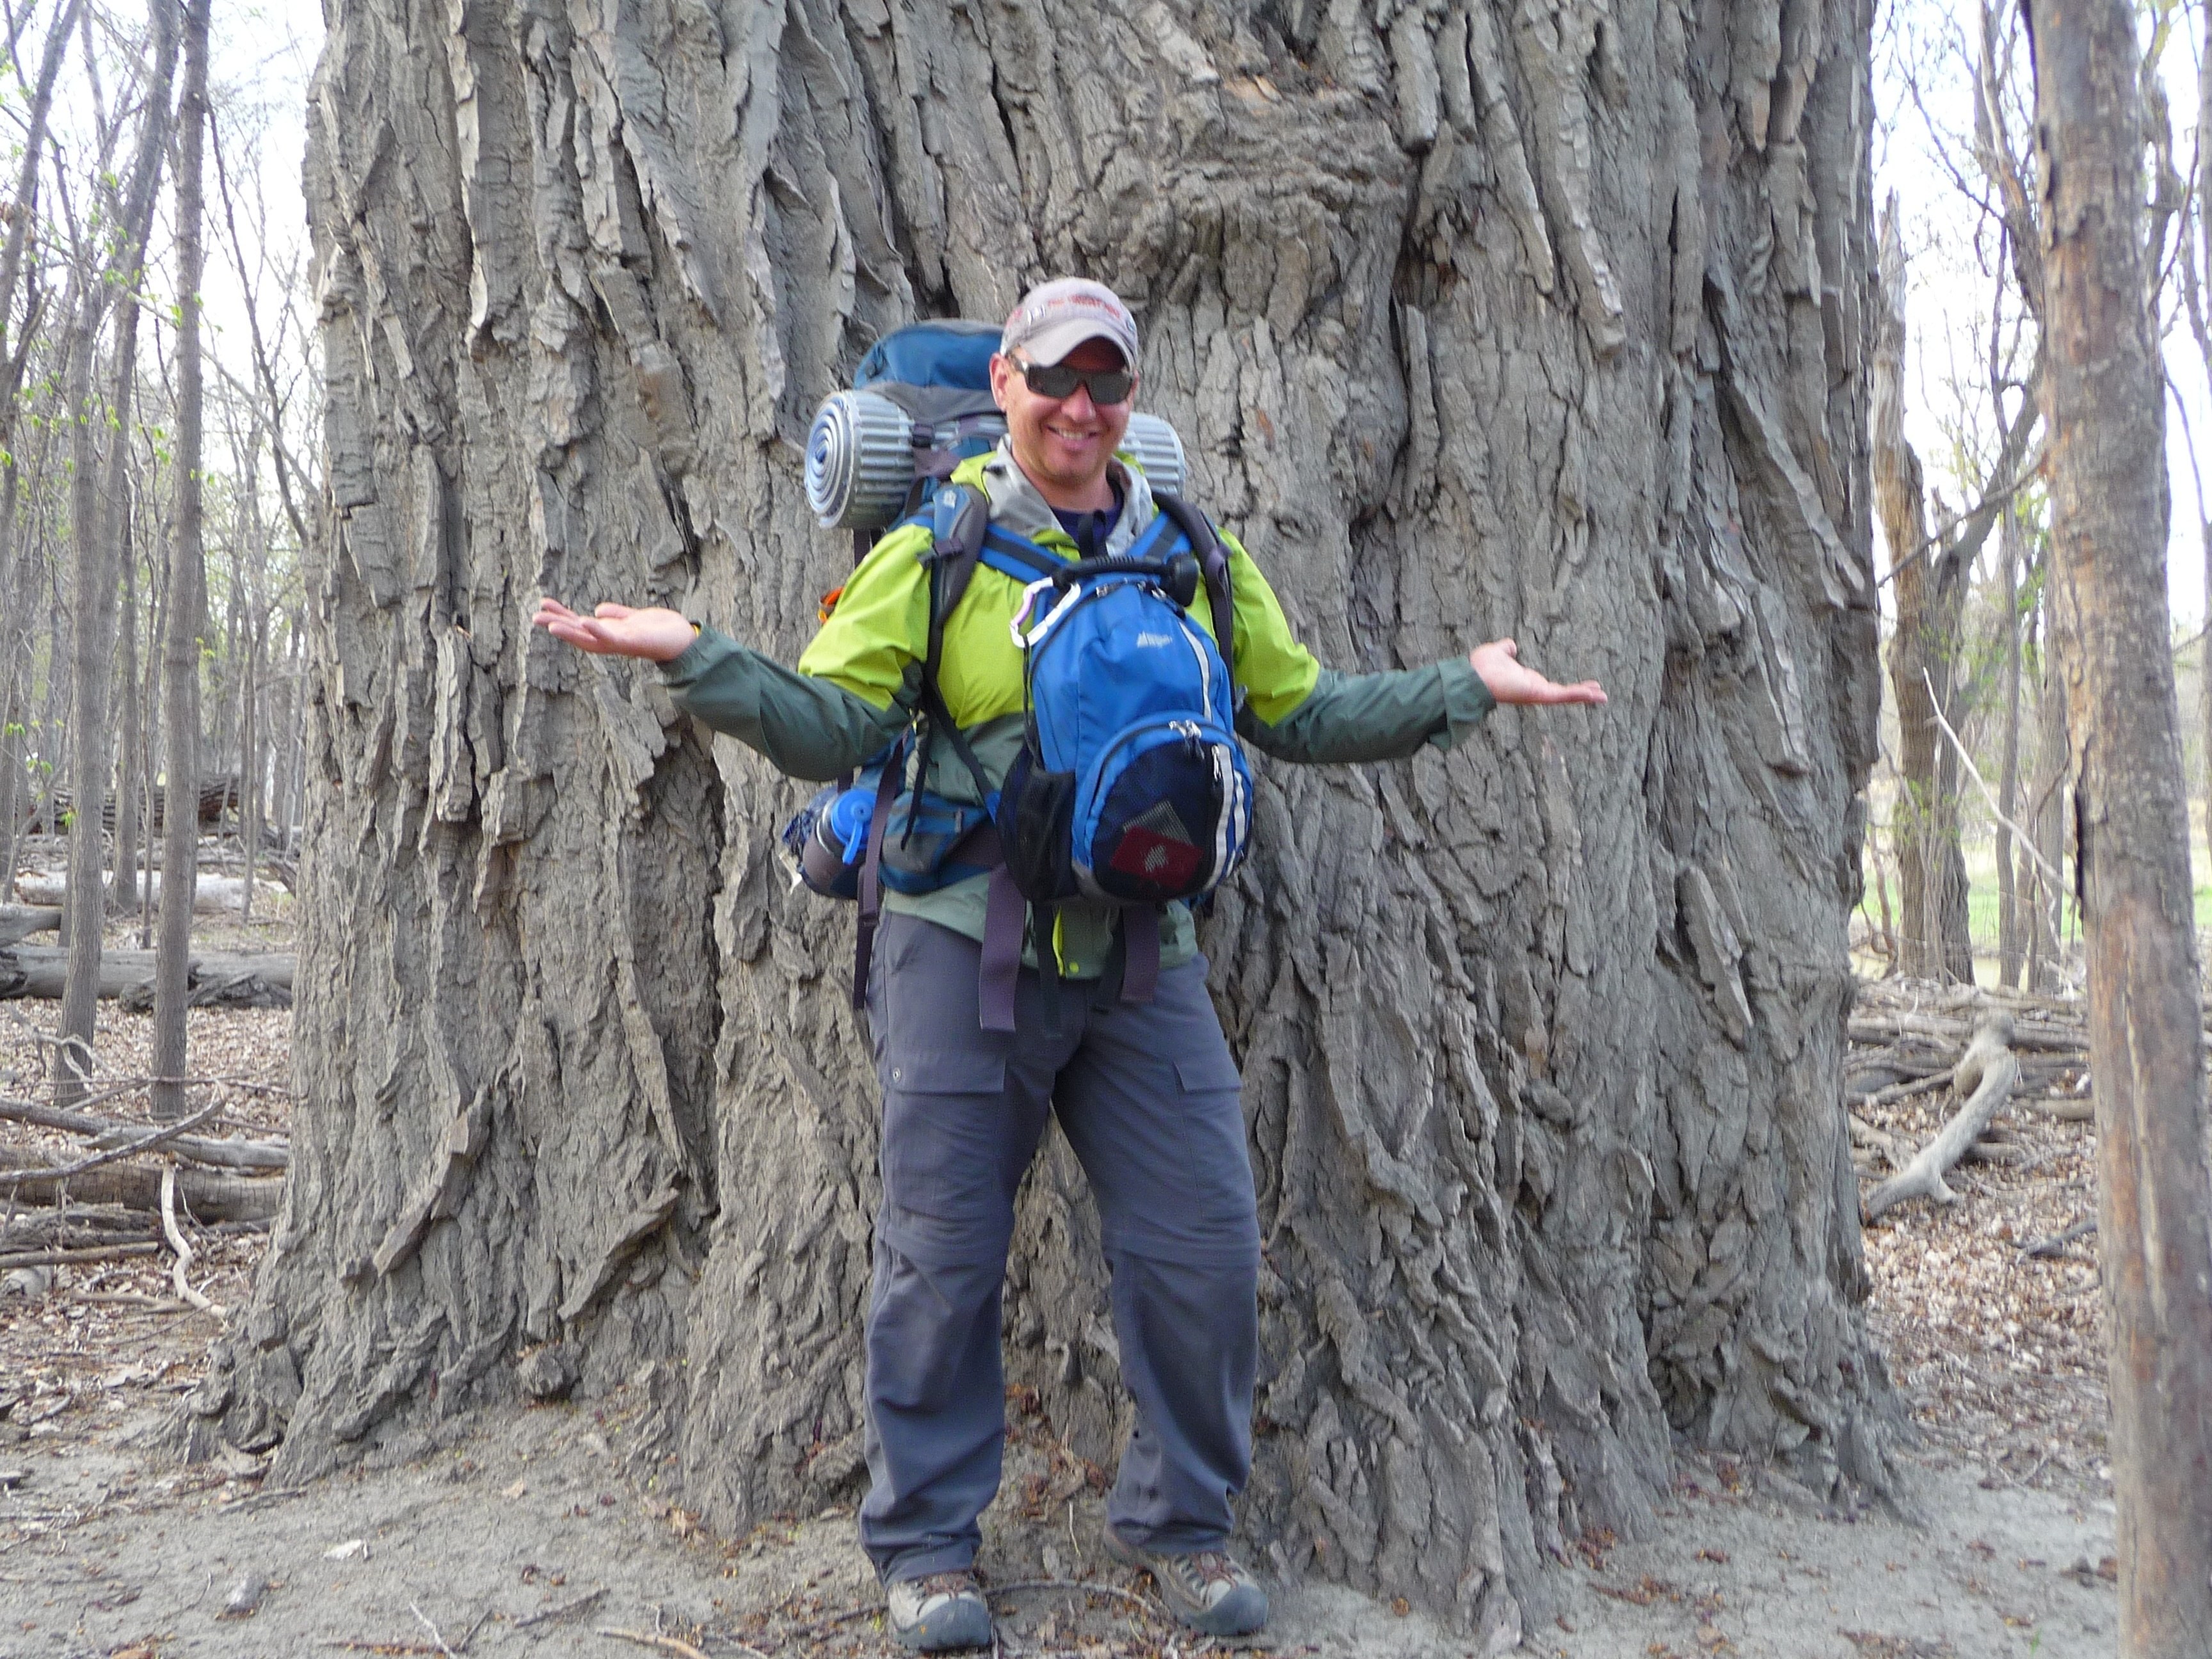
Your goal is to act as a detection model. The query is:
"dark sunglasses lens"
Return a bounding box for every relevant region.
[1024,363,1082,397]
[1022,363,1133,404]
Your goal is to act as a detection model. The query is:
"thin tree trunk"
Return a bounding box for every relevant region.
[56,275,116,1102]
[115,533,141,911]
[54,0,179,1104]
[139,529,164,949]
[2028,600,2070,991]
[0,1,83,903]
[1996,508,2024,987]
[0,453,25,901]
[1873,200,1976,983]
[152,0,203,1124]
[2031,0,2212,1645]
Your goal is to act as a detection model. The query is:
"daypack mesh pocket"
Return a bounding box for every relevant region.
[997,746,1078,903]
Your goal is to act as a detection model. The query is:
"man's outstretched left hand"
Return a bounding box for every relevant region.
[1470,638,1606,706]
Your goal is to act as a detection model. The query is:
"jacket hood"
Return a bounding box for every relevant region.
[968,439,1158,559]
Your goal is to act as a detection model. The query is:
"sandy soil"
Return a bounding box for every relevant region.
[0,1397,2120,1658]
[0,951,2122,1658]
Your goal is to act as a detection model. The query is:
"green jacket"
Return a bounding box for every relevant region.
[663,442,1495,977]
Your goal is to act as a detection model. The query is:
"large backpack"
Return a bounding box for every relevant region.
[785,321,1244,1029]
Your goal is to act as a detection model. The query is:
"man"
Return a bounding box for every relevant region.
[534,278,1605,1651]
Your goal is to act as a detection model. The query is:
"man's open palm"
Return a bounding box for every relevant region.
[532,598,694,662]
[1470,638,1606,706]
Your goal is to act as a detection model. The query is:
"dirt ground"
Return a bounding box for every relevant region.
[1,941,2122,1658]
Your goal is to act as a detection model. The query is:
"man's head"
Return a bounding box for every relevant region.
[990,278,1140,511]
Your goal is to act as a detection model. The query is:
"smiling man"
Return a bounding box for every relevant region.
[533,276,1604,1653]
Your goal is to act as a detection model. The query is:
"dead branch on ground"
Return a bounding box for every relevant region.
[1864,1013,2022,1219]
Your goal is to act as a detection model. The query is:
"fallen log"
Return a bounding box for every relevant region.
[0,907,60,948]
[0,1241,164,1270]
[15,775,243,834]
[11,874,259,916]
[0,1099,287,1170]
[0,1139,283,1222]
[0,947,293,1007]
[1863,1013,2021,1221]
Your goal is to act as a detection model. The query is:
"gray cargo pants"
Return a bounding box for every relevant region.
[860,910,1260,1585]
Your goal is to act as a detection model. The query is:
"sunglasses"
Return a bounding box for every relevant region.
[1013,357,1135,405]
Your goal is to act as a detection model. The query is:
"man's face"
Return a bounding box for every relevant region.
[990,337,1135,507]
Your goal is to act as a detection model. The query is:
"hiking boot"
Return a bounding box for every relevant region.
[1105,1527,1269,1637]
[885,1569,993,1652]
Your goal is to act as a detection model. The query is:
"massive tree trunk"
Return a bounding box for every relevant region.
[2031,0,2212,1646]
[203,0,1895,1630]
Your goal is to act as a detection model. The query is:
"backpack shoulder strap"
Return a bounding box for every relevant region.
[1151,492,1237,677]
[918,483,993,614]
[907,483,998,806]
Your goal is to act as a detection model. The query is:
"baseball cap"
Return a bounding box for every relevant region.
[1000,278,1139,367]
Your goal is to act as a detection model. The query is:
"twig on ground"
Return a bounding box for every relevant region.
[595,1628,709,1659]
[0,1097,287,1169]
[2022,1217,2097,1259]
[215,1484,313,1512]
[0,1096,227,1185]
[1850,1070,1955,1110]
[159,1164,224,1319]
[513,1585,607,1628]
[987,1579,1162,1617]
[409,1601,458,1658]
[1848,1113,1905,1169]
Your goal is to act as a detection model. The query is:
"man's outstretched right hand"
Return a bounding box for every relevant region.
[533,598,696,663]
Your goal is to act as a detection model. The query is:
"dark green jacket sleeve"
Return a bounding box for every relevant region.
[1238,656,1495,764]
[661,628,909,781]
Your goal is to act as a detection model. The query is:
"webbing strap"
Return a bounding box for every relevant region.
[979,863,1025,1034]
[1151,493,1236,673]
[1033,906,1063,1040]
[1121,906,1160,1005]
[851,744,910,1009]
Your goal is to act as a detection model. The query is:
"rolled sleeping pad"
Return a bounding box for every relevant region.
[805,389,1189,530]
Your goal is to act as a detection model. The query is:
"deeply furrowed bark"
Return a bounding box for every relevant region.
[204,0,1899,1629]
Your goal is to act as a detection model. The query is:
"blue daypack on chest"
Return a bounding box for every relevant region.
[991,510,1253,908]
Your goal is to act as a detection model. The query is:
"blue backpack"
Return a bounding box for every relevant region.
[991,508,1252,909]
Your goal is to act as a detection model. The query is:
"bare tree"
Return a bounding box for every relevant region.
[0,0,83,902]
[149,0,198,1123]
[2030,0,2212,1646]
[54,0,177,1103]
[1872,198,1976,982]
